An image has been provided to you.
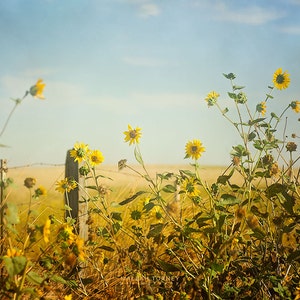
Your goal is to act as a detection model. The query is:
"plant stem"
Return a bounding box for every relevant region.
[0,92,28,138]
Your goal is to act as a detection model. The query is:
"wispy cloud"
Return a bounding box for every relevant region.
[279,25,300,35]
[138,3,160,17]
[192,1,284,25]
[213,3,284,25]
[126,0,161,18]
[122,56,166,67]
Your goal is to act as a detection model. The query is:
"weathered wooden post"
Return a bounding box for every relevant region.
[0,159,7,255]
[65,150,88,241]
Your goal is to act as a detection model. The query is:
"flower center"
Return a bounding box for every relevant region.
[191,146,198,153]
[130,130,137,138]
[276,74,285,84]
[77,148,85,157]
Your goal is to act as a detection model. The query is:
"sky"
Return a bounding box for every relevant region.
[0,0,300,168]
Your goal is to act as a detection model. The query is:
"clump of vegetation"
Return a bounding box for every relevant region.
[0,69,299,299]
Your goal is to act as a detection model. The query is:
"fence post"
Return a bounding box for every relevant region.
[0,159,7,255]
[65,150,88,241]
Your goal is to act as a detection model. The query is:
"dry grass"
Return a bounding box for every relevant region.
[5,164,227,204]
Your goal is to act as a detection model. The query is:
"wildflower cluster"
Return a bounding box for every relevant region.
[1,70,299,299]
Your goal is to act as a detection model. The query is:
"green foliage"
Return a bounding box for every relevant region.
[1,71,300,299]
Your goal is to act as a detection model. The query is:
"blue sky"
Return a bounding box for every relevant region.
[0,0,300,167]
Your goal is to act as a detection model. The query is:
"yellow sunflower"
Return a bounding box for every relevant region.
[181,177,200,198]
[273,68,290,90]
[30,79,46,99]
[43,219,51,243]
[256,101,267,116]
[55,177,77,193]
[70,142,89,163]
[89,149,104,167]
[124,124,142,145]
[205,91,220,106]
[291,101,300,113]
[34,185,47,197]
[185,139,205,160]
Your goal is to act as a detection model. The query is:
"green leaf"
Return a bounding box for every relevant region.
[233,85,245,90]
[157,259,181,272]
[266,93,274,99]
[266,183,287,198]
[271,112,280,121]
[111,212,122,222]
[81,278,94,285]
[162,184,177,193]
[211,262,224,273]
[134,147,143,165]
[231,145,248,157]
[278,193,295,215]
[179,169,195,177]
[119,191,146,205]
[128,244,137,253]
[250,205,268,218]
[4,202,20,225]
[99,245,115,252]
[222,107,229,114]
[223,73,236,80]
[248,118,266,126]
[218,194,240,206]
[64,204,72,211]
[203,227,217,234]
[217,175,231,185]
[157,172,174,180]
[3,256,27,277]
[144,202,155,212]
[227,92,237,100]
[248,131,256,141]
[50,275,67,284]
[85,185,98,191]
[95,174,113,181]
[147,223,164,238]
[217,168,234,185]
[196,216,211,228]
[27,271,44,285]
[216,214,227,232]
[251,228,266,240]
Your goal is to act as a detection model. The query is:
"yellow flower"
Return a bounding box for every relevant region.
[273,68,290,90]
[30,79,46,99]
[5,248,22,258]
[124,124,142,145]
[181,178,200,198]
[185,139,205,160]
[70,142,89,163]
[295,286,300,300]
[43,219,51,243]
[74,237,85,261]
[291,101,300,113]
[64,294,72,300]
[205,91,220,107]
[256,101,266,116]
[89,149,104,167]
[34,185,47,197]
[55,178,77,193]
[61,225,77,245]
